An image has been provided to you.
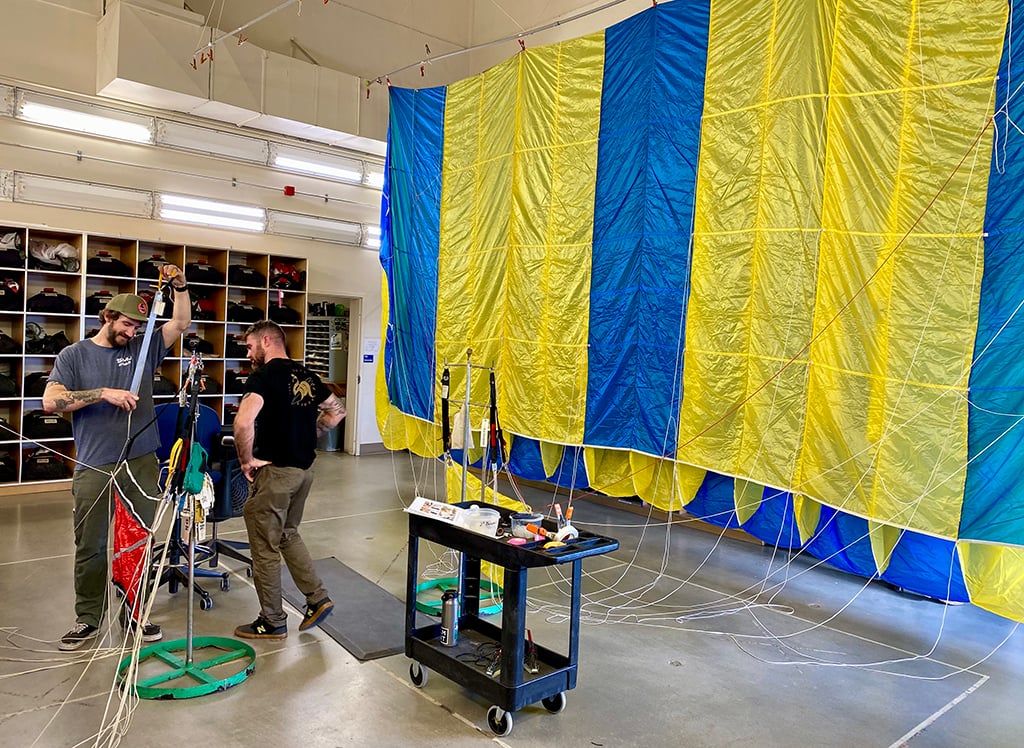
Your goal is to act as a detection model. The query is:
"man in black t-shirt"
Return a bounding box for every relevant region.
[232,320,346,639]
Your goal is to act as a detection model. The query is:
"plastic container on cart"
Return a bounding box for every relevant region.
[460,505,500,536]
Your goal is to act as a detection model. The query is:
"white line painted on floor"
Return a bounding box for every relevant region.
[0,553,72,567]
[375,659,513,747]
[888,674,988,747]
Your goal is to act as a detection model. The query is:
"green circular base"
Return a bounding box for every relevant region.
[415,576,503,616]
[117,636,256,700]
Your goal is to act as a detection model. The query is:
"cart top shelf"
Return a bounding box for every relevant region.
[407,501,618,568]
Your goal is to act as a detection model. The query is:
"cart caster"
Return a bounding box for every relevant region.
[409,662,428,687]
[220,578,230,591]
[199,596,213,611]
[486,705,513,736]
[541,692,567,713]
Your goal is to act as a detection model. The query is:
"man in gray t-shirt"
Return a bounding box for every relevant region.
[43,269,191,651]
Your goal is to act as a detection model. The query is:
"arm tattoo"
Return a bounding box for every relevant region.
[53,389,103,410]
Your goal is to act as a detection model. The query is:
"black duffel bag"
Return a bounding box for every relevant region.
[86,251,132,277]
[24,372,50,397]
[224,369,251,394]
[23,449,68,480]
[0,373,17,398]
[25,331,72,355]
[225,334,248,358]
[185,261,224,285]
[85,291,115,315]
[153,372,178,396]
[0,415,18,438]
[227,302,263,323]
[23,410,72,440]
[0,331,21,354]
[228,264,266,288]
[27,288,76,314]
[183,333,214,354]
[0,452,16,482]
[268,304,301,325]
[137,254,166,279]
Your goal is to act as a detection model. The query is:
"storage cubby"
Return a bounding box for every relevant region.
[86,236,136,278]
[0,223,309,495]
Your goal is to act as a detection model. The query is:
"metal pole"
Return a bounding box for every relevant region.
[460,349,472,504]
[186,501,195,665]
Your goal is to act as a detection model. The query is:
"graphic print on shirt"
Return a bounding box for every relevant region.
[290,371,317,406]
[116,355,133,368]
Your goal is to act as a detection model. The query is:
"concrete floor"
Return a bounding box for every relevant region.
[2,450,1023,747]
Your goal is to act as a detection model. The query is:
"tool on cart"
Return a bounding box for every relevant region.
[524,630,539,674]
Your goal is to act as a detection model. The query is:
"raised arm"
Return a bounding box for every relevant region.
[316,393,346,437]
[160,264,192,348]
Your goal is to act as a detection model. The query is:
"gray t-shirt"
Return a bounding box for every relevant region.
[49,331,170,469]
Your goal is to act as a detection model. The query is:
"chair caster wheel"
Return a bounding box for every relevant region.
[199,597,213,611]
[220,578,230,591]
[246,567,253,578]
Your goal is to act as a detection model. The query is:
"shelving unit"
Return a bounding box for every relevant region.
[304,312,348,383]
[0,223,310,493]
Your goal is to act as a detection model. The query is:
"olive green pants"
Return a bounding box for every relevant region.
[243,465,327,627]
[72,454,160,628]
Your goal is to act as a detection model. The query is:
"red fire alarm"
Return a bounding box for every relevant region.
[283,185,296,196]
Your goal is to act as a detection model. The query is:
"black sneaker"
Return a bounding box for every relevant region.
[59,622,99,651]
[127,621,163,643]
[299,597,334,631]
[234,617,287,640]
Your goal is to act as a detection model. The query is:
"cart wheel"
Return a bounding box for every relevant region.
[220,578,230,591]
[409,662,428,688]
[541,692,567,713]
[486,705,513,736]
[199,596,213,611]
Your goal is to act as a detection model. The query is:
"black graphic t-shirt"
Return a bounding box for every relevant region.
[245,358,330,469]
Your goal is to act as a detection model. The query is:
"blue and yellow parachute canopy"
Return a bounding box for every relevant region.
[377,0,1024,622]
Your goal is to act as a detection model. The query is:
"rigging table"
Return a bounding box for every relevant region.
[405,502,618,736]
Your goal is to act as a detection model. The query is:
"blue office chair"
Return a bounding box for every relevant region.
[153,402,230,608]
[205,426,253,573]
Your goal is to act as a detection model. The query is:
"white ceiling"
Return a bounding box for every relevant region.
[183,0,655,88]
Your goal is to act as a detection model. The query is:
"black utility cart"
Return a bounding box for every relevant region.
[405,502,619,736]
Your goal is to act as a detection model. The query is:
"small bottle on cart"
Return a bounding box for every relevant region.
[440,590,459,646]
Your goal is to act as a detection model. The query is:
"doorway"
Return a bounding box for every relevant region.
[305,294,361,455]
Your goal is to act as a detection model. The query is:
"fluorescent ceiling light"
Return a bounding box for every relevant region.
[15,173,153,217]
[17,91,154,143]
[362,224,381,250]
[267,210,362,244]
[364,163,385,190]
[156,120,269,164]
[158,193,265,232]
[270,143,363,184]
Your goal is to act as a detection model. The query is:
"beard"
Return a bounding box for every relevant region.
[104,326,131,348]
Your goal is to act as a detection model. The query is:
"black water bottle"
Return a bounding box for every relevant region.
[440,590,459,647]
